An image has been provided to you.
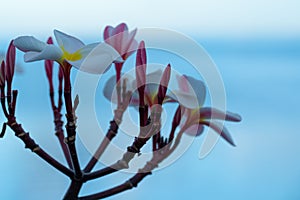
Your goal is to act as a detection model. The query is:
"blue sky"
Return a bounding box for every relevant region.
[1,0,300,38]
[0,1,300,200]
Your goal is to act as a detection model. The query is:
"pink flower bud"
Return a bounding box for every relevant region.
[135,41,147,91]
[157,64,171,104]
[5,40,16,85]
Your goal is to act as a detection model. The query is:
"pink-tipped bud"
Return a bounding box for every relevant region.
[157,64,171,104]
[5,40,16,85]
[45,37,54,93]
[135,41,147,98]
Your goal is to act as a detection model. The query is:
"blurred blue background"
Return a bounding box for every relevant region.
[0,0,300,199]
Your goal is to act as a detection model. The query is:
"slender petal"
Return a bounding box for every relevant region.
[103,26,114,40]
[200,121,236,146]
[200,107,242,122]
[24,45,62,62]
[69,43,123,74]
[13,36,46,52]
[122,29,138,59]
[54,29,85,53]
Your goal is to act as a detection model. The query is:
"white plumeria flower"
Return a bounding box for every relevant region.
[13,30,123,74]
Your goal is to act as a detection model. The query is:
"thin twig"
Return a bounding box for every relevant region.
[63,66,82,178]
[7,119,73,178]
[83,88,131,173]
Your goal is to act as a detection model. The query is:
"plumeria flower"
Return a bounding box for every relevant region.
[175,75,241,146]
[103,41,172,111]
[104,23,138,61]
[13,30,122,74]
[104,23,138,81]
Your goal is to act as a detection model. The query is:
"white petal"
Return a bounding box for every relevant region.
[146,69,163,84]
[186,76,206,106]
[54,29,85,53]
[169,90,203,109]
[24,45,62,62]
[70,43,123,74]
[13,36,46,52]
[120,28,138,56]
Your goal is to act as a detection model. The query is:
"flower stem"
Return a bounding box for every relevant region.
[62,63,82,178]
[64,90,82,178]
[53,107,73,169]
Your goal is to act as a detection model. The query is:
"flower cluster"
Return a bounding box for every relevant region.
[1,22,242,199]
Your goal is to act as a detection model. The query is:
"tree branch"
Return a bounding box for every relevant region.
[79,161,157,200]
[7,119,73,178]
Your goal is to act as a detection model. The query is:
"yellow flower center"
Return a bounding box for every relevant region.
[61,46,82,61]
